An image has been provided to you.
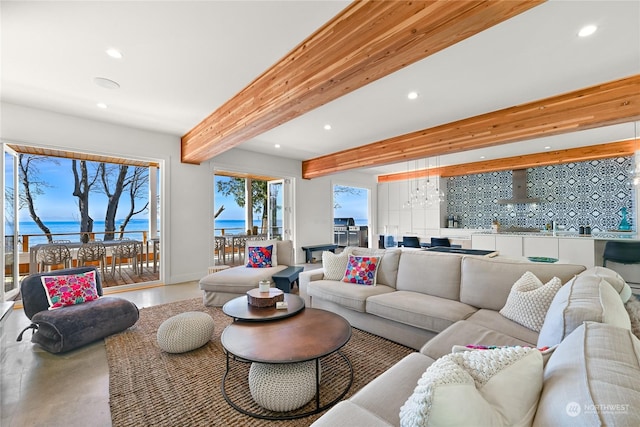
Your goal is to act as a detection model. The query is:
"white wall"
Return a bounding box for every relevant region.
[1,102,210,284]
[1,102,380,283]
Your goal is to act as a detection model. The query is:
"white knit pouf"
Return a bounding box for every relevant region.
[156,312,215,353]
[249,361,320,412]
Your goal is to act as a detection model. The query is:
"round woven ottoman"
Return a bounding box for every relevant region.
[156,311,214,353]
[248,361,320,412]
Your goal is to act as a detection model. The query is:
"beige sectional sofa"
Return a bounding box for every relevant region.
[300,248,640,426]
[199,239,293,306]
[300,248,584,350]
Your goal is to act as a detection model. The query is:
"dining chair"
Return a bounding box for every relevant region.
[111,240,140,277]
[402,236,421,248]
[36,244,72,272]
[603,241,640,271]
[77,242,107,277]
[430,237,451,247]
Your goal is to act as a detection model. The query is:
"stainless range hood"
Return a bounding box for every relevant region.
[497,169,540,204]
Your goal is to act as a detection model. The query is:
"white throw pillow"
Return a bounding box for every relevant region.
[245,239,278,266]
[399,346,543,427]
[322,248,352,281]
[499,272,562,332]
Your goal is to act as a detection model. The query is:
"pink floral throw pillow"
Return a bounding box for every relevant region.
[246,245,274,268]
[40,270,99,309]
[342,255,381,286]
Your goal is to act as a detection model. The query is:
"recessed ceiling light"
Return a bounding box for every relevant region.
[94,77,120,89]
[578,25,597,37]
[544,146,551,150]
[480,156,486,159]
[407,91,419,100]
[106,48,123,59]
[96,102,108,109]
[274,144,281,149]
[324,124,332,130]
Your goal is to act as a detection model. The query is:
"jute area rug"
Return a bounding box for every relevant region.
[105,298,414,427]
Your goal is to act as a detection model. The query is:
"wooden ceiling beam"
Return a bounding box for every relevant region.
[303,75,640,179]
[181,0,544,164]
[377,139,638,182]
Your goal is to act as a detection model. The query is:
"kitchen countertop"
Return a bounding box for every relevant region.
[473,230,638,240]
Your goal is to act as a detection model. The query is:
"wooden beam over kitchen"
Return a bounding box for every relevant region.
[181,0,544,164]
[303,75,640,179]
[378,139,639,182]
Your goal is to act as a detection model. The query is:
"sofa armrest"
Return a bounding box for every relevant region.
[299,268,325,307]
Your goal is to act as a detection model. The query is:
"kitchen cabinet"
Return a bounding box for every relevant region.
[559,238,595,268]
[471,235,495,251]
[495,235,523,258]
[523,237,559,259]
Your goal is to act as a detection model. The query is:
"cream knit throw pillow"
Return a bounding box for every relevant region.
[399,346,543,427]
[499,271,562,332]
[322,248,353,281]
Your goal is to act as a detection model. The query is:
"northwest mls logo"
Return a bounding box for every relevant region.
[566,401,581,417]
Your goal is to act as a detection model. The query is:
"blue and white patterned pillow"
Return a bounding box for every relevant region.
[246,245,274,268]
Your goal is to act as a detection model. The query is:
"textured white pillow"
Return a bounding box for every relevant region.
[399,346,543,427]
[322,248,352,281]
[499,272,562,332]
[245,239,278,266]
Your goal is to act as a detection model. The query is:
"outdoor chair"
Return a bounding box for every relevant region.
[36,244,72,272]
[215,236,227,264]
[112,240,140,277]
[232,235,248,263]
[17,267,139,353]
[77,242,107,277]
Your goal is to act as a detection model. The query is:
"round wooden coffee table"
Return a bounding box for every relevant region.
[222,293,305,321]
[221,308,353,420]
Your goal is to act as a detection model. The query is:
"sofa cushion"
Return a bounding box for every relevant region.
[466,309,539,345]
[245,239,278,266]
[533,322,640,427]
[582,266,632,302]
[343,255,381,286]
[245,244,274,268]
[322,248,352,281]
[499,272,562,332]
[351,248,401,288]
[400,346,543,427]
[41,270,99,309]
[307,280,394,312]
[349,352,436,426]
[421,320,536,361]
[460,257,585,311]
[199,265,287,293]
[537,274,631,348]
[309,401,393,427]
[366,291,477,334]
[396,251,462,300]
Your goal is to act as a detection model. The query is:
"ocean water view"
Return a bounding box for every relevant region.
[16,218,150,247]
[214,219,282,235]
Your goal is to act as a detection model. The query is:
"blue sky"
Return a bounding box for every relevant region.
[17,159,368,224]
[17,157,143,222]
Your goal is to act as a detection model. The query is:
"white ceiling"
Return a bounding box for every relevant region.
[2,1,639,176]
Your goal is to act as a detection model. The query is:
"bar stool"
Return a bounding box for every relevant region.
[430,237,451,247]
[603,241,640,269]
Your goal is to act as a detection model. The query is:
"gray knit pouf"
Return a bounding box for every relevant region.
[156,311,214,353]
[248,361,320,412]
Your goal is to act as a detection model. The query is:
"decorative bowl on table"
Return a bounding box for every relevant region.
[527,256,558,263]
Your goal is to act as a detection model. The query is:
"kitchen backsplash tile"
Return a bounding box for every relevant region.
[447,157,635,232]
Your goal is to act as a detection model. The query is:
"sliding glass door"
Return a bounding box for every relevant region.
[2,146,19,301]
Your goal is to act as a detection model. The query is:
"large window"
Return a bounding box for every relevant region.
[1,144,161,294]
